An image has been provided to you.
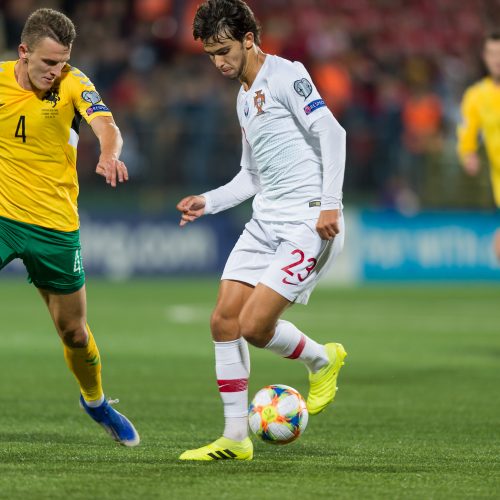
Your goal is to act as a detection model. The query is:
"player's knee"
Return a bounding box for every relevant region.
[210,309,240,341]
[58,321,88,347]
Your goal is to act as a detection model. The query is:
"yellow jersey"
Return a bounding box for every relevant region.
[0,60,112,231]
[457,77,500,207]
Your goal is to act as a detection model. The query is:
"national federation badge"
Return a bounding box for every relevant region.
[81,90,102,105]
[294,78,313,99]
[254,90,266,115]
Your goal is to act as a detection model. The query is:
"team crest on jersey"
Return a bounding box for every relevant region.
[254,90,266,115]
[43,89,60,108]
[294,78,312,99]
[244,100,249,117]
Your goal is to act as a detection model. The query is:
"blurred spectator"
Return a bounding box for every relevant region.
[1,0,498,211]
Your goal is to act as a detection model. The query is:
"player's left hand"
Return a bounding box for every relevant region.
[316,209,341,240]
[95,155,129,187]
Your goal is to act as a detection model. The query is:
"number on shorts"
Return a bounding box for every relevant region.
[281,249,317,285]
[73,249,83,273]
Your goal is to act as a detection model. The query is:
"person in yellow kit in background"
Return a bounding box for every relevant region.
[457,31,500,260]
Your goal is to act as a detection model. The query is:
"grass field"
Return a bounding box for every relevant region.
[0,278,499,499]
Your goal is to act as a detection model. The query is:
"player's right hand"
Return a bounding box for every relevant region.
[462,153,480,176]
[176,195,206,226]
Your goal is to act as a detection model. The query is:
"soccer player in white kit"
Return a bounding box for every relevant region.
[177,0,347,461]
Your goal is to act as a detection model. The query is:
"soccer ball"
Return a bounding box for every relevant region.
[248,384,308,444]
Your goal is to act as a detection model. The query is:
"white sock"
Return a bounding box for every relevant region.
[265,319,328,373]
[238,337,251,375]
[215,339,249,441]
[84,395,105,407]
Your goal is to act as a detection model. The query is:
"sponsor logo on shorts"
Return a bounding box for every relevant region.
[309,200,321,207]
[86,104,110,116]
[304,99,325,115]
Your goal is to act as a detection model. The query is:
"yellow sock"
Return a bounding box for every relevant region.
[63,324,103,402]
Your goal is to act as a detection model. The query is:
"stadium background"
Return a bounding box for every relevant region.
[1,0,499,282]
[1,2,499,499]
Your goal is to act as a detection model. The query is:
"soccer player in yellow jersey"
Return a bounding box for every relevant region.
[457,31,500,260]
[0,8,139,446]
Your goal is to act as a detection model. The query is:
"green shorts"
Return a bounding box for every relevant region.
[0,215,85,294]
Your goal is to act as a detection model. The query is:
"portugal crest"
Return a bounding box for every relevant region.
[253,90,266,115]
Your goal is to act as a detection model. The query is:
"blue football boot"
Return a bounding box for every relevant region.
[80,395,140,447]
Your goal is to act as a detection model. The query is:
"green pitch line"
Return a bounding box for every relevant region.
[0,278,498,499]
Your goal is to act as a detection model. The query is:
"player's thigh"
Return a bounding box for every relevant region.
[260,217,345,305]
[23,223,85,294]
[239,283,291,346]
[221,218,277,287]
[211,279,254,340]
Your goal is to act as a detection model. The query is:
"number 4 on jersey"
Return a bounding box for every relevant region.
[15,115,26,143]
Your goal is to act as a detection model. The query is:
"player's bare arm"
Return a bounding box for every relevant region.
[176,195,206,226]
[316,209,341,240]
[90,116,129,187]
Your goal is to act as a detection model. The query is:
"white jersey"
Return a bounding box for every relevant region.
[237,54,334,221]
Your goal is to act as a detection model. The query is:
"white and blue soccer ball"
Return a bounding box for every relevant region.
[248,384,308,444]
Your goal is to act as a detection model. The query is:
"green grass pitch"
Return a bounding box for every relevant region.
[0,278,499,499]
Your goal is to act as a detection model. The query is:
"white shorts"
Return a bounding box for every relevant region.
[221,216,345,305]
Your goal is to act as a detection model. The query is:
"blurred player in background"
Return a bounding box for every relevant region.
[457,31,500,260]
[177,0,347,461]
[0,8,139,446]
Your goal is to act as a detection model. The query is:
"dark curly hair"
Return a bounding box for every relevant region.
[21,8,76,49]
[193,0,261,45]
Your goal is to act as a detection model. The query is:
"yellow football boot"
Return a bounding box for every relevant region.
[179,436,253,461]
[307,343,347,415]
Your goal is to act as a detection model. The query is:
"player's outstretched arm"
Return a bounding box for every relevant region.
[90,116,129,187]
[176,195,206,226]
